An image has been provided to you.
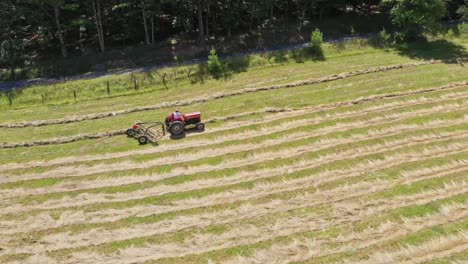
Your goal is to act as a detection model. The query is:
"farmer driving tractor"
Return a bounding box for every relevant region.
[172,109,184,121]
[165,109,204,135]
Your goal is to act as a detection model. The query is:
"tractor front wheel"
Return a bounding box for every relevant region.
[196,123,205,131]
[169,121,185,136]
[138,136,148,145]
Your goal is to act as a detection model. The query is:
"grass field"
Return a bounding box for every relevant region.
[0,32,467,264]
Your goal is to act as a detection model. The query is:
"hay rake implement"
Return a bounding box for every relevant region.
[126,121,165,145]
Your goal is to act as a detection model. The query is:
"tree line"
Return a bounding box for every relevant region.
[1,0,467,79]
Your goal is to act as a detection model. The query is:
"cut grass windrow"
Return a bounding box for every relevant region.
[40,180,468,263]
[2,114,467,201]
[347,231,468,264]
[3,156,466,255]
[0,61,445,129]
[3,100,467,186]
[2,83,467,170]
[1,134,466,237]
[2,118,467,216]
[222,203,468,264]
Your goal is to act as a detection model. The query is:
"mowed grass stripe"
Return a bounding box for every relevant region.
[1,134,466,240]
[4,156,466,256]
[3,119,468,258]
[165,190,467,264]
[2,110,466,217]
[145,184,467,264]
[335,227,468,264]
[410,246,468,264]
[2,89,466,182]
[391,232,468,264]
[345,231,468,264]
[0,48,417,122]
[1,67,466,165]
[220,203,468,264]
[0,62,465,150]
[1,153,463,256]
[0,61,443,129]
[1,150,466,251]
[13,44,463,123]
[3,120,463,224]
[5,169,463,258]
[39,178,467,263]
[3,83,468,174]
[4,153,468,256]
[4,99,467,187]
[2,112,467,202]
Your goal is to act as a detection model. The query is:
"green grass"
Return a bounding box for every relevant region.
[4,105,467,205]
[3,126,466,225]
[0,40,401,111]
[0,31,467,264]
[0,62,466,142]
[0,62,466,165]
[1,33,467,121]
[14,156,467,243]
[4,91,466,178]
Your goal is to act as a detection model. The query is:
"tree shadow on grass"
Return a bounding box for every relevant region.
[223,56,251,79]
[267,51,289,64]
[395,38,467,62]
[289,48,326,63]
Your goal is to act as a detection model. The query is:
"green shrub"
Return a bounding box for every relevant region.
[458,23,468,34]
[376,28,393,47]
[207,48,223,79]
[309,28,324,55]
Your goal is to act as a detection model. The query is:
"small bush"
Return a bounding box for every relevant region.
[249,54,269,68]
[207,48,223,79]
[309,28,324,55]
[458,23,468,34]
[376,28,393,47]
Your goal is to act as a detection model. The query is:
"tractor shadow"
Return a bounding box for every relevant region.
[169,127,205,140]
[170,133,186,140]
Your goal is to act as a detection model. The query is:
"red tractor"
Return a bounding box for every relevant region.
[165,111,205,136]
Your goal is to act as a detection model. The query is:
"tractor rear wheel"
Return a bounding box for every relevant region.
[169,121,185,136]
[126,128,136,137]
[138,136,148,145]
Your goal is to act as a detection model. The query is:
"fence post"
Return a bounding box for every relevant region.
[106,81,110,95]
[162,73,168,89]
[133,75,139,91]
[6,92,13,106]
[73,90,77,101]
[41,94,45,105]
